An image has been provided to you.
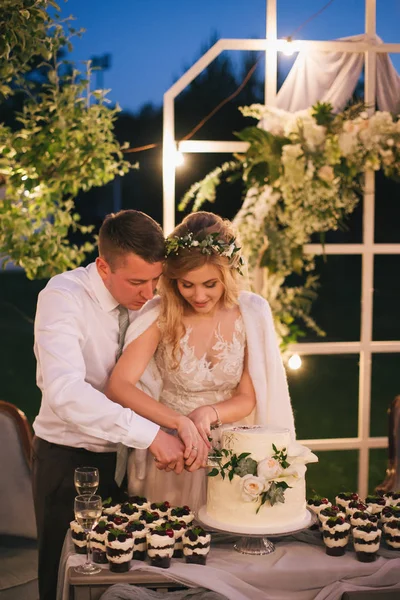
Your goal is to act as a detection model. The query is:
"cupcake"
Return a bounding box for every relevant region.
[105,529,134,573]
[169,505,194,526]
[106,514,129,530]
[167,519,188,558]
[350,511,378,528]
[381,505,400,526]
[346,501,368,518]
[183,526,211,565]
[146,524,175,568]
[90,520,110,564]
[364,494,387,517]
[319,506,347,531]
[335,492,359,512]
[127,495,150,511]
[383,520,400,551]
[116,502,142,522]
[352,523,382,562]
[149,501,170,519]
[125,521,148,560]
[70,520,87,554]
[322,516,351,556]
[102,497,121,516]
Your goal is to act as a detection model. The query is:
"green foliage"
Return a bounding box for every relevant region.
[257,481,290,511]
[0,5,132,278]
[179,102,400,346]
[207,449,257,480]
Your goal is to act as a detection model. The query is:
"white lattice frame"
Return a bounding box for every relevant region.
[162,0,400,497]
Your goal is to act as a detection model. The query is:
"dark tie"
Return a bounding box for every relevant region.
[115,305,130,486]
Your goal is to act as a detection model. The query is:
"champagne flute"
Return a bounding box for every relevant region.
[74,466,99,496]
[74,494,103,575]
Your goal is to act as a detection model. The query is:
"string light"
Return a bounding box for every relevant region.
[288,354,302,370]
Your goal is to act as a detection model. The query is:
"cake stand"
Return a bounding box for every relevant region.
[196,506,317,555]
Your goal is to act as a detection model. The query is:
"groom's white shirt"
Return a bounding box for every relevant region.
[33,262,159,452]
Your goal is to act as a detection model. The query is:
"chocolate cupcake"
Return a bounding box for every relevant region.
[352,523,381,562]
[102,497,121,517]
[383,519,400,551]
[169,505,194,526]
[322,516,351,556]
[350,511,378,528]
[335,492,359,512]
[183,526,211,565]
[106,514,129,530]
[147,524,175,568]
[90,520,110,564]
[105,529,134,573]
[116,502,142,522]
[70,520,87,554]
[364,494,387,517]
[125,521,148,560]
[149,501,170,519]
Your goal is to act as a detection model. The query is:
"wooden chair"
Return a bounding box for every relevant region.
[376,395,400,493]
[0,400,38,600]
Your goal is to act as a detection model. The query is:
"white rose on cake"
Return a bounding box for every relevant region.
[241,475,265,502]
[257,457,283,480]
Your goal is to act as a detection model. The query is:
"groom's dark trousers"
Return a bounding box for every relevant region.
[32,436,126,600]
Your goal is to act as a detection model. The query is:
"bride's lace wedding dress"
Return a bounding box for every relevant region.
[129,312,246,513]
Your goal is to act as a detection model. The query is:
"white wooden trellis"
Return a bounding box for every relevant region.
[162,0,400,498]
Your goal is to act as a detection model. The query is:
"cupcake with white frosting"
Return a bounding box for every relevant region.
[322,516,351,556]
[364,494,387,517]
[335,492,359,512]
[183,526,211,565]
[383,519,400,551]
[319,506,347,531]
[146,524,175,568]
[139,510,164,528]
[346,500,368,519]
[125,521,148,560]
[90,520,110,564]
[105,529,134,572]
[353,523,381,562]
[70,520,87,554]
[106,514,129,530]
[149,501,170,519]
[307,496,331,529]
[167,519,188,558]
[127,495,150,511]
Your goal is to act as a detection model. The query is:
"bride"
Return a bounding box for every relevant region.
[106,211,295,512]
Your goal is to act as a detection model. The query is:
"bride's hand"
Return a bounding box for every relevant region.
[187,406,215,446]
[175,415,209,470]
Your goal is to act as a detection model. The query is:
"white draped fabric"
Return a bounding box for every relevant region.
[276,34,400,114]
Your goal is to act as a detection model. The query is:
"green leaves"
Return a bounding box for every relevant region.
[271,445,290,470]
[257,481,290,512]
[207,450,258,480]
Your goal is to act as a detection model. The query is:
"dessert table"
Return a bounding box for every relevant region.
[57,530,400,600]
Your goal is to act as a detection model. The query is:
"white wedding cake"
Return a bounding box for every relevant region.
[200,425,318,534]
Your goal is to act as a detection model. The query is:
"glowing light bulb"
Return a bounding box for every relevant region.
[175,150,185,167]
[288,354,302,370]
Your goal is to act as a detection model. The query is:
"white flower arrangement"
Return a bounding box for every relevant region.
[208,442,317,511]
[179,102,400,347]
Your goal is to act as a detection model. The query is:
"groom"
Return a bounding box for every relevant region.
[32,210,205,600]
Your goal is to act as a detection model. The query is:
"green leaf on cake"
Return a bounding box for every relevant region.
[234,456,258,477]
[207,468,219,477]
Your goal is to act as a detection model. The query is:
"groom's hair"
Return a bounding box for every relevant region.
[98,210,165,269]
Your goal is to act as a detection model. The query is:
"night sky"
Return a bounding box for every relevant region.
[60,0,400,115]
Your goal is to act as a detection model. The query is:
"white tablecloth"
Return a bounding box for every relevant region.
[57,531,400,600]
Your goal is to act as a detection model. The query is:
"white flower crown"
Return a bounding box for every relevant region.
[165,232,245,274]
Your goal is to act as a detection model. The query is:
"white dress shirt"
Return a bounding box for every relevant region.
[33,262,159,452]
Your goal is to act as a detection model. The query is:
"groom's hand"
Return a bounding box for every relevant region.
[148,430,185,472]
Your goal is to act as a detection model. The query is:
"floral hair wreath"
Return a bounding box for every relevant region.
[165,232,246,275]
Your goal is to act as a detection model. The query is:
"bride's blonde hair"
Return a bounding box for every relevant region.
[159,212,243,368]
